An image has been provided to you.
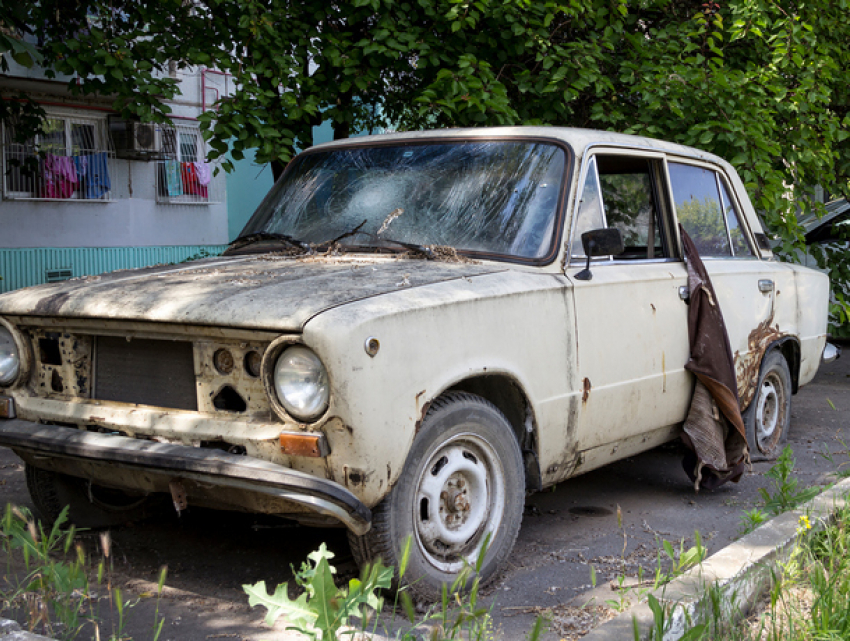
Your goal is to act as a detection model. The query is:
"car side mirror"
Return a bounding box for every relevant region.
[574,228,624,281]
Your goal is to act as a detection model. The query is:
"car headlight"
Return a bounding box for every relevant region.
[273,346,329,421]
[0,326,21,387]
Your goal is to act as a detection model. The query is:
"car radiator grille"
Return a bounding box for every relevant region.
[94,336,198,411]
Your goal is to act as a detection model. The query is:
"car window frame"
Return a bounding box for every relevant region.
[663,157,758,260]
[567,148,678,266]
[239,135,576,268]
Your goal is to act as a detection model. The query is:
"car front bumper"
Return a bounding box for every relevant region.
[0,418,371,534]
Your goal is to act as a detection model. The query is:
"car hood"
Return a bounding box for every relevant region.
[0,254,505,331]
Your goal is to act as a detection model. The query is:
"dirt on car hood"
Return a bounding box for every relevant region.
[0,254,504,331]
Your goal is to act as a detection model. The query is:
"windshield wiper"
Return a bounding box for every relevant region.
[375,236,437,259]
[316,219,369,249]
[225,231,313,254]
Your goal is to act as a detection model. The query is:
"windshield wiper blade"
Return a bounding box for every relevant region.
[377,236,437,259]
[225,231,313,254]
[316,219,369,249]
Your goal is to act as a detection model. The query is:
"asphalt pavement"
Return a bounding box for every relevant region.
[1,348,848,640]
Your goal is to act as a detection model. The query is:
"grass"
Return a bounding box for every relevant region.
[705,502,850,640]
[642,447,850,641]
[0,503,167,641]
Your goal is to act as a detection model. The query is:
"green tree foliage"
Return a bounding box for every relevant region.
[3,0,850,280]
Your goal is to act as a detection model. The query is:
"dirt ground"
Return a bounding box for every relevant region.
[2,350,849,641]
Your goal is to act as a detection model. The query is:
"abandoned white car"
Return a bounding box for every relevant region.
[0,127,835,599]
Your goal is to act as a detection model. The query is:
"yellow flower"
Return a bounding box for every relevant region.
[798,515,812,532]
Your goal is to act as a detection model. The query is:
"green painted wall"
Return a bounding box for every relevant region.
[225,148,274,241]
[0,245,227,293]
[224,121,339,241]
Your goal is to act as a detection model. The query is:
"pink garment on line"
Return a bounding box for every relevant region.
[194,161,212,186]
[42,154,78,199]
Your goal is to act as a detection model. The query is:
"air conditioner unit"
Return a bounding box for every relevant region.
[110,119,162,157]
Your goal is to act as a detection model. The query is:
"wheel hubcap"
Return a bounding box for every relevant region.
[414,433,505,572]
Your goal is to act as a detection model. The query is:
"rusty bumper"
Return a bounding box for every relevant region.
[0,419,371,534]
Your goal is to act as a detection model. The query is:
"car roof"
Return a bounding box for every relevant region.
[309,126,728,167]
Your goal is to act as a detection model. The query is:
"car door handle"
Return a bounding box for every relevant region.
[679,286,690,302]
[758,279,774,293]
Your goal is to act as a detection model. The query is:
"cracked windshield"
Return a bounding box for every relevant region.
[238,140,567,259]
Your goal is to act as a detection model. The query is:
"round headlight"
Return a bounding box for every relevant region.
[0,326,21,387]
[273,346,329,421]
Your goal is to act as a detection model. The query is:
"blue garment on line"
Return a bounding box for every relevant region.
[73,152,111,199]
[164,159,183,197]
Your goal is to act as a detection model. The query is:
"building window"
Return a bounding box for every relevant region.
[156,124,219,204]
[2,114,114,201]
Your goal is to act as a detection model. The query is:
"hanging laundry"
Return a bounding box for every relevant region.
[181,162,208,198]
[72,155,88,182]
[41,154,77,199]
[78,152,111,199]
[164,159,183,197]
[194,161,212,187]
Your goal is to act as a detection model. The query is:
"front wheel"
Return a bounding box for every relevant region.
[743,350,792,461]
[348,392,525,602]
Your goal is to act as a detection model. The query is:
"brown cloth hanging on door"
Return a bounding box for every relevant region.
[679,226,749,490]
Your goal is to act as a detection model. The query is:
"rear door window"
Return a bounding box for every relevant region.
[668,162,754,258]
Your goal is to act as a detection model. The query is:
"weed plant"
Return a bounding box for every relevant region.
[246,534,548,640]
[739,446,821,535]
[648,446,850,641]
[696,504,850,640]
[0,503,167,641]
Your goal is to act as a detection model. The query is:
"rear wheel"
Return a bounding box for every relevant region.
[743,350,792,461]
[26,464,156,528]
[348,392,525,602]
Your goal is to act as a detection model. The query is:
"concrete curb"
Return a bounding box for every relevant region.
[582,476,850,641]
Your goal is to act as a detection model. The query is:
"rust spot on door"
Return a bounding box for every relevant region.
[582,377,591,403]
[735,310,786,410]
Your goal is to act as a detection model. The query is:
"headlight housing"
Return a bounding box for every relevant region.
[272,345,329,421]
[0,326,21,387]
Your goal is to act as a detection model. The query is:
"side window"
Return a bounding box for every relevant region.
[597,156,664,260]
[668,162,731,257]
[718,179,755,257]
[570,156,605,257]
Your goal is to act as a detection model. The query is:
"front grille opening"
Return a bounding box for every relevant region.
[94,336,198,411]
[39,337,63,365]
[212,385,247,413]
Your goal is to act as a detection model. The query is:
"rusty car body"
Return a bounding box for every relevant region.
[0,127,833,599]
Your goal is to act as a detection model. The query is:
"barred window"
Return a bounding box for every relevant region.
[156,124,220,204]
[2,114,115,200]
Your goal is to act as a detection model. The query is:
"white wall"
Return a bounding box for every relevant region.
[0,159,228,248]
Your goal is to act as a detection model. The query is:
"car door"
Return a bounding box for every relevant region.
[666,160,775,411]
[566,151,692,468]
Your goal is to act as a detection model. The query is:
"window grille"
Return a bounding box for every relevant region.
[156,124,221,204]
[1,114,115,201]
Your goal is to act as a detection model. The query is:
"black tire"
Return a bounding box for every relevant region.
[25,464,156,528]
[743,350,792,462]
[348,392,525,602]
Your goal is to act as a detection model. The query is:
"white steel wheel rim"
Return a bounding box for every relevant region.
[413,432,506,573]
[755,373,781,450]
